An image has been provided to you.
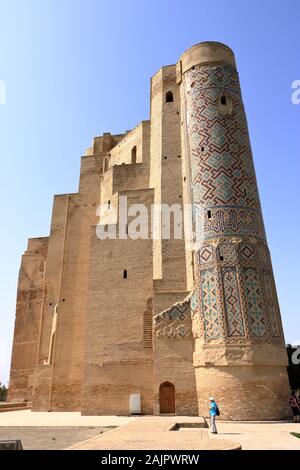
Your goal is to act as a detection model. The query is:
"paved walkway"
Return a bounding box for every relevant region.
[68,418,300,450]
[212,420,300,450]
[67,416,241,450]
[1,411,299,450]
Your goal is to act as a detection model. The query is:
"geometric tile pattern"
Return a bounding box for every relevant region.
[218,242,238,264]
[243,268,266,337]
[190,289,198,315]
[186,65,260,211]
[240,244,255,260]
[222,268,245,336]
[154,295,191,340]
[199,245,213,263]
[262,271,281,337]
[183,63,265,242]
[182,62,284,345]
[155,297,190,322]
[190,288,203,340]
[200,269,221,339]
[256,244,270,267]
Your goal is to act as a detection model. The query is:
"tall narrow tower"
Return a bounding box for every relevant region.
[177,42,289,420]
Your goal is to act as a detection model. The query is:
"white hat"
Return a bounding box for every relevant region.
[209,396,214,401]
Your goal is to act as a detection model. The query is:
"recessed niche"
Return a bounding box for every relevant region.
[217,94,233,115]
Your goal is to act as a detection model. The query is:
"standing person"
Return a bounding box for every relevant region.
[289,390,300,422]
[209,397,219,434]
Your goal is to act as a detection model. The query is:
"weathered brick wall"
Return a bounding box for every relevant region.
[149,66,187,290]
[82,189,154,415]
[195,365,290,420]
[8,237,48,403]
[108,122,149,167]
[153,293,198,416]
[31,156,100,411]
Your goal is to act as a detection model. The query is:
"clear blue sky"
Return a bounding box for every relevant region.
[0,0,299,385]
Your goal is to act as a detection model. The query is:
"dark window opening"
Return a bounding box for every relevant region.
[178,155,181,158]
[108,200,110,209]
[165,91,174,103]
[123,269,128,279]
[207,210,212,219]
[201,147,205,152]
[219,256,224,261]
[184,177,186,182]
[221,95,227,106]
[131,145,137,164]
[125,224,128,235]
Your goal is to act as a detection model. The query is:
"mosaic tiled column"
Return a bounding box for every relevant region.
[177,42,290,420]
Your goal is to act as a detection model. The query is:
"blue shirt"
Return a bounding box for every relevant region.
[209,401,218,416]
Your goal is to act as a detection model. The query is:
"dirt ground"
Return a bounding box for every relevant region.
[0,426,114,450]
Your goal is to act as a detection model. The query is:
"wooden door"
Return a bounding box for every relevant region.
[159,382,175,414]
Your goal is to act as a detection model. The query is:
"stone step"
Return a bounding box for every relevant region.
[0,402,30,413]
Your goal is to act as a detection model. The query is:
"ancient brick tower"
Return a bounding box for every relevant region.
[9,41,290,419]
[177,42,289,419]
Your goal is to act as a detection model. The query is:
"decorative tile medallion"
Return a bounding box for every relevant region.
[200,269,222,339]
[222,268,244,336]
[243,268,266,337]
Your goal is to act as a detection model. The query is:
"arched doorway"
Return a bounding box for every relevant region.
[159,382,175,414]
